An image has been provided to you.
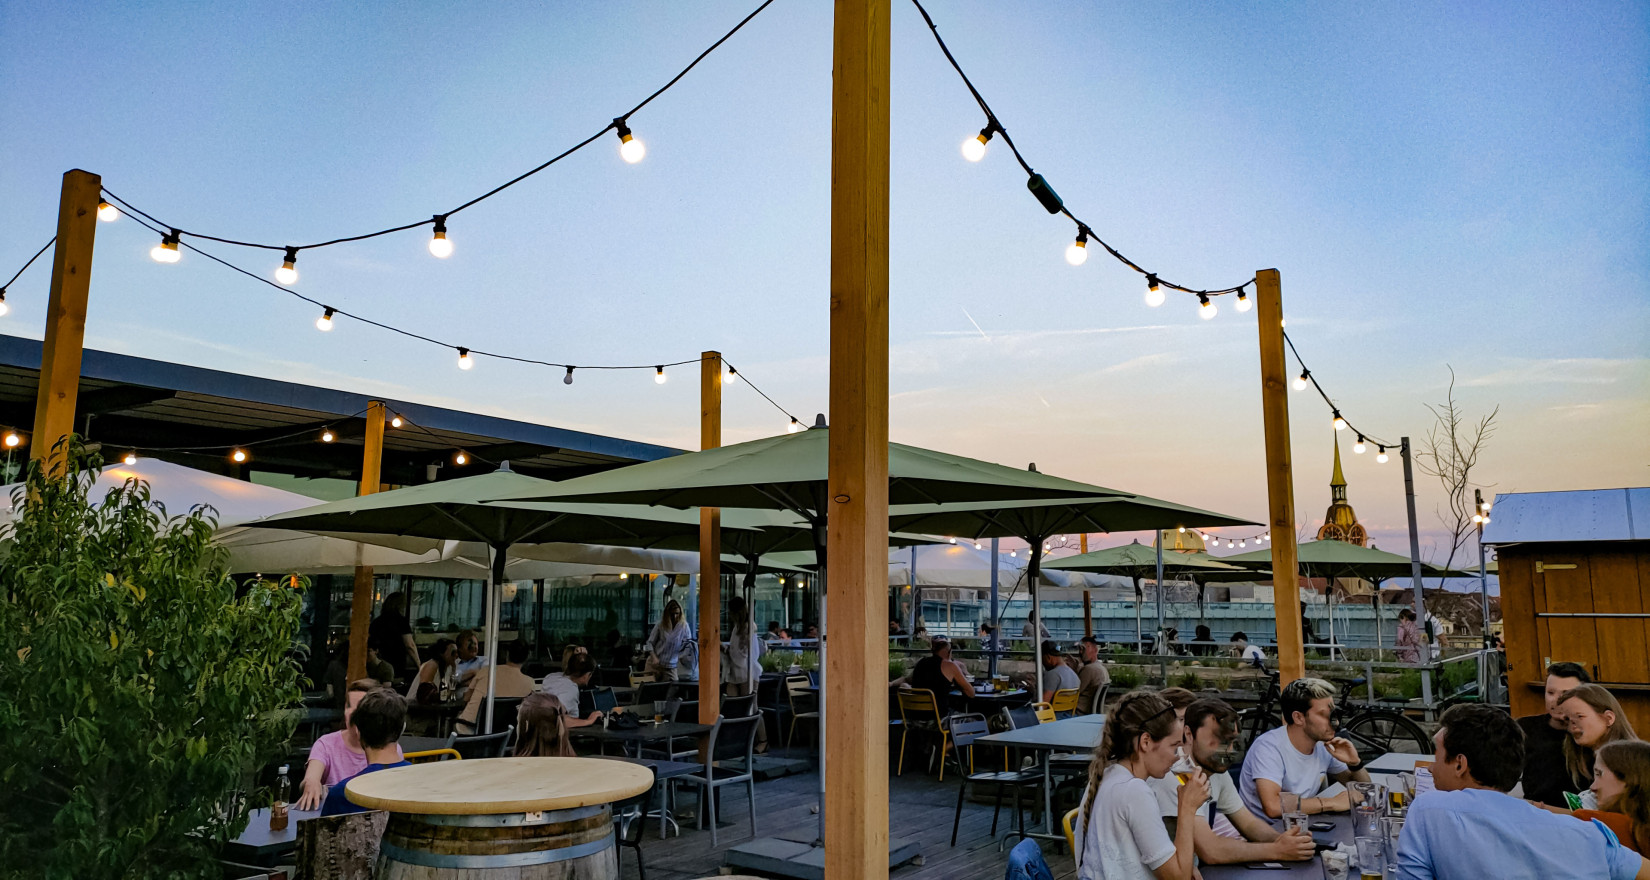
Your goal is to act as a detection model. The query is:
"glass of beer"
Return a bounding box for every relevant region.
[1355,836,1383,879]
[1172,748,1197,786]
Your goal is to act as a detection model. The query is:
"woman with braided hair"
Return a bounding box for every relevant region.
[1075,690,1207,880]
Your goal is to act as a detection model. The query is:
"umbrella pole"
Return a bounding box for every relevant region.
[1027,535,1044,644]
[1133,575,1143,652]
[988,538,1000,678]
[1155,534,1166,654]
[483,543,506,735]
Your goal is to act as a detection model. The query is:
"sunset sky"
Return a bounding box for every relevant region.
[3,2,1645,562]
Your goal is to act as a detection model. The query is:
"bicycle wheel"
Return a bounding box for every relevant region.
[1344,710,1431,755]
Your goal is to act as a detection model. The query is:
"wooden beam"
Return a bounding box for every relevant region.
[1081,534,1093,637]
[1255,269,1304,682]
[698,351,722,726]
[826,0,890,876]
[31,169,102,475]
[347,401,388,683]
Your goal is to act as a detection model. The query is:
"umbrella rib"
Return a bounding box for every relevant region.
[432,506,496,546]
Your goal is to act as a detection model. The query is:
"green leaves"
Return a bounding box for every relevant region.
[0,440,305,879]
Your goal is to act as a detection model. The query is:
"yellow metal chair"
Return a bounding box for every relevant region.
[1063,807,1080,855]
[1033,702,1056,725]
[896,688,954,780]
[1050,688,1080,718]
[404,748,462,763]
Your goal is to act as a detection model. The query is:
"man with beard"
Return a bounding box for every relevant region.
[1148,699,1317,864]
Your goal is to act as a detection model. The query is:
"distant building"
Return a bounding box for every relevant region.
[1316,435,1368,546]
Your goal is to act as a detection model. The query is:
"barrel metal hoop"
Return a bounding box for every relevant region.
[405,805,605,827]
[380,833,614,869]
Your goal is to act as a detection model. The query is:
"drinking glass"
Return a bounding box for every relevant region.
[1280,792,1301,814]
[1171,748,1197,786]
[1382,816,1405,872]
[652,700,665,724]
[1321,849,1350,880]
[1350,782,1382,837]
[1355,837,1384,880]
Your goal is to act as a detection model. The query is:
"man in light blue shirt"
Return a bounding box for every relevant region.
[1392,704,1646,880]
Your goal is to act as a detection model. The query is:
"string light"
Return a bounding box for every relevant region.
[0,290,8,318]
[1065,226,1090,266]
[122,452,137,465]
[455,347,474,370]
[1377,446,1389,464]
[231,448,249,463]
[948,537,957,544]
[1235,289,1252,312]
[973,542,982,550]
[725,366,740,384]
[315,307,335,331]
[1354,435,1367,454]
[961,121,996,162]
[390,415,403,428]
[320,428,335,443]
[3,430,22,448]
[1227,540,1235,548]
[1144,273,1165,308]
[427,215,453,259]
[97,199,119,222]
[150,229,181,263]
[1239,540,1246,548]
[1177,526,1186,533]
[614,118,645,163]
[787,417,802,433]
[275,247,299,285]
[654,365,667,384]
[1332,410,1347,431]
[1292,370,1311,392]
[454,450,470,466]
[563,366,575,385]
[1197,293,1217,320]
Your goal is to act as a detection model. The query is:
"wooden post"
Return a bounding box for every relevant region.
[826,0,890,875]
[31,169,102,475]
[1255,269,1304,682]
[698,351,723,726]
[1081,533,1093,637]
[347,401,388,682]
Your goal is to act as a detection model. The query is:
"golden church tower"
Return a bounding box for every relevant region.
[1316,434,1368,546]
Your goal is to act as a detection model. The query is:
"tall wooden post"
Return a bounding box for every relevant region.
[698,351,723,725]
[347,401,388,682]
[1080,533,1093,637]
[826,0,890,876]
[1255,269,1305,682]
[31,169,102,474]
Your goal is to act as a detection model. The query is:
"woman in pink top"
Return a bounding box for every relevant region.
[295,679,406,809]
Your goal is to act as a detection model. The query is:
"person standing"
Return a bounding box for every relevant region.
[725,597,768,751]
[1395,609,1424,664]
[1075,636,1111,715]
[1238,677,1370,818]
[367,591,419,679]
[645,600,691,681]
[1520,661,1592,807]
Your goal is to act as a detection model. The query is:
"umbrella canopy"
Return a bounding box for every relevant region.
[1043,539,1253,577]
[1221,540,1473,580]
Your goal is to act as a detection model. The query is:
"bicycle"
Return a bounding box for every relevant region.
[1236,668,1432,763]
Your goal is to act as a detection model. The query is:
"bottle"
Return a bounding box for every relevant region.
[270,764,290,831]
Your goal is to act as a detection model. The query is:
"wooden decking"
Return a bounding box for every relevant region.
[630,747,1077,880]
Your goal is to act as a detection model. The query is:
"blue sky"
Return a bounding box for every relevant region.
[2,1,1645,561]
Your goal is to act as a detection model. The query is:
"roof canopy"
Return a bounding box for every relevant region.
[1482,488,1650,545]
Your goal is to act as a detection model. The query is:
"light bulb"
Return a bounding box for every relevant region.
[454,450,469,466]
[1376,447,1389,464]
[961,135,986,162]
[1144,273,1165,307]
[1332,412,1347,431]
[563,366,575,385]
[122,452,137,465]
[1354,435,1367,454]
[948,537,957,544]
[725,367,740,384]
[457,347,474,370]
[275,247,299,285]
[1198,293,1217,320]
[1481,515,1491,525]
[1472,514,1483,524]
[0,291,9,317]
[1227,540,1235,548]
[1293,371,1310,391]
[1065,227,1089,266]
[428,215,452,258]
[1009,551,1017,558]
[973,542,982,550]
[390,415,403,428]
[1235,290,1252,312]
[231,448,248,463]
[615,119,645,163]
[1177,526,1186,533]
[97,199,119,222]
[620,572,629,580]
[151,230,181,263]
[320,428,335,443]
[1480,501,1492,513]
[654,365,667,384]
[2,431,20,448]
[786,417,801,434]
[316,307,335,332]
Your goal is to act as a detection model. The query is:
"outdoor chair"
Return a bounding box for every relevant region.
[596,666,632,689]
[399,732,455,756]
[947,713,1042,846]
[1049,688,1080,718]
[482,696,523,735]
[681,713,762,846]
[896,688,955,780]
[784,675,818,748]
[1062,807,1080,855]
[404,748,461,763]
[636,680,682,708]
[629,670,656,689]
[999,705,1041,772]
[293,809,388,880]
[1084,683,1109,716]
[721,692,757,719]
[613,789,651,880]
[1032,702,1056,725]
[452,727,513,759]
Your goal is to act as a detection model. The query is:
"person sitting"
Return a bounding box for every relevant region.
[452,629,489,698]
[539,652,604,729]
[1559,684,1640,808]
[978,623,1001,655]
[457,641,537,734]
[1148,699,1316,865]
[513,692,577,757]
[1074,636,1111,715]
[1573,740,1650,855]
[1238,677,1370,819]
[296,678,406,810]
[1075,690,1207,880]
[320,687,411,817]
[405,637,456,704]
[906,636,974,718]
[1040,640,1079,704]
[1191,624,1213,658]
[560,643,588,672]
[1229,632,1265,668]
[766,621,791,643]
[889,619,909,638]
[1519,661,1591,807]
[1391,703,1646,880]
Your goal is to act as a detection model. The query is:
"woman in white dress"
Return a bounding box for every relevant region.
[645,600,692,681]
[1075,690,1207,880]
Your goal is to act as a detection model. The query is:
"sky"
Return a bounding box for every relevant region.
[2,1,1646,564]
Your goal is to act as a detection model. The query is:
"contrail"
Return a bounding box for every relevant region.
[960,306,992,344]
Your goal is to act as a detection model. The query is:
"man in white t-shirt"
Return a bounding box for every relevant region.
[1229,631,1266,668]
[1149,699,1315,864]
[1239,677,1370,819]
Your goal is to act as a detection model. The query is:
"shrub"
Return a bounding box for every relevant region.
[0,445,306,879]
[1110,666,1145,691]
[889,658,907,681]
[797,649,819,672]
[762,649,799,673]
[1171,671,1203,691]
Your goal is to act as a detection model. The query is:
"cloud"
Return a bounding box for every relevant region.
[1461,357,1645,388]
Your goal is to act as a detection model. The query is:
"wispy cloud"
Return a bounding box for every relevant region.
[1461,357,1644,387]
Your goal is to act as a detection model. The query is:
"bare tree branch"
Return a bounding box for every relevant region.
[1416,367,1499,601]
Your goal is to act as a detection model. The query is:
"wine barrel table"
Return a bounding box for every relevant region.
[345,756,654,879]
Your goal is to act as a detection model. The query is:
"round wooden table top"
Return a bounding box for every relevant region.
[345,757,654,815]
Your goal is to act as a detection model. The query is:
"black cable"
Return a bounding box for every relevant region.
[1282,330,1395,449]
[2,236,57,291]
[908,0,1254,299]
[97,0,777,255]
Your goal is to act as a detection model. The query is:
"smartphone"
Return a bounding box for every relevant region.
[1244,864,1287,870]
[1309,821,1335,832]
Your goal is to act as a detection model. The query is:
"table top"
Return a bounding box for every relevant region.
[345,756,653,815]
[1364,751,1428,775]
[224,806,322,855]
[576,720,714,743]
[597,755,700,780]
[1201,811,1354,879]
[977,714,1106,751]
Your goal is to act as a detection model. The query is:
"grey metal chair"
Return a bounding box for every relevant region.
[452,727,513,759]
[947,713,1042,846]
[681,713,762,846]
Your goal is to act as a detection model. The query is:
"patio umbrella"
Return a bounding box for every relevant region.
[1044,538,1257,648]
[1222,540,1472,657]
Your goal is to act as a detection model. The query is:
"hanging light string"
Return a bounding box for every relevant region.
[1282,329,1397,462]
[92,0,775,265]
[1200,530,1271,550]
[0,235,57,314]
[909,0,1255,314]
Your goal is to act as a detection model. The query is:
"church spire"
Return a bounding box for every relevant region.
[1331,433,1347,500]
[1318,431,1366,545]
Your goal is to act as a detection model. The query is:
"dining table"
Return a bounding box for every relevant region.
[222,806,323,867]
[976,714,1106,844]
[1200,810,1356,879]
[574,719,714,758]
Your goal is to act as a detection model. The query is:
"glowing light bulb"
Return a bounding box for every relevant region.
[275,247,299,285]
[973,542,982,550]
[1354,435,1367,454]
[1376,447,1389,464]
[122,452,137,465]
[151,230,181,263]
[725,367,740,384]
[786,417,801,434]
[454,450,469,466]
[961,135,986,162]
[948,537,957,544]
[620,572,629,580]
[320,428,335,443]
[1009,550,1017,558]
[97,199,119,222]
[231,448,248,463]
[654,365,667,384]
[0,291,9,317]
[1177,526,1186,533]
[563,366,575,385]
[428,215,453,258]
[1198,293,1217,320]
[1227,540,1235,548]
[1065,227,1090,266]
[615,119,645,163]
[1235,289,1252,312]
[1144,273,1165,308]
[316,307,335,332]
[1292,370,1310,391]
[1472,514,1483,524]
[1480,501,1492,513]
[1332,412,1347,431]
[457,347,474,370]
[390,415,403,428]
[1240,540,1246,548]
[2,431,21,448]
